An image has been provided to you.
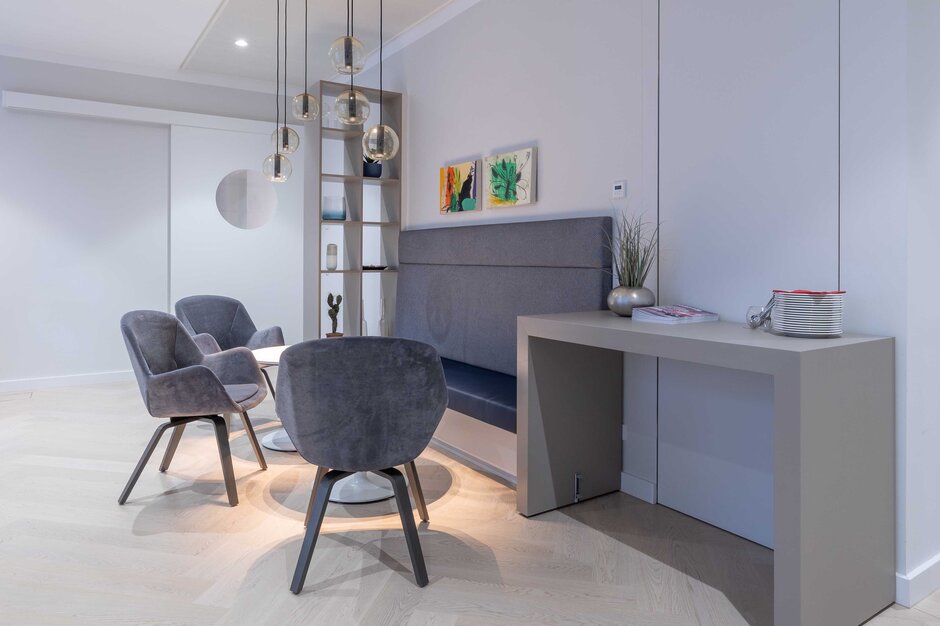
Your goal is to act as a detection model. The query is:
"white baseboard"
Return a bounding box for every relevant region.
[621,472,657,504]
[0,370,134,393]
[430,437,517,487]
[897,551,940,607]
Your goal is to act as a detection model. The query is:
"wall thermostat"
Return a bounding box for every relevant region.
[612,180,627,199]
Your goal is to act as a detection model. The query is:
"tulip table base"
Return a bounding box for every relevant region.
[328,472,395,504]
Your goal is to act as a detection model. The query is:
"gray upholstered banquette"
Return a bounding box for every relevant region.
[395,216,612,433]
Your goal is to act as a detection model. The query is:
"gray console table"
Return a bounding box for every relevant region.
[516,311,895,626]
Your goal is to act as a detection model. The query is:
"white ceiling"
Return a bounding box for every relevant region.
[0,0,454,88]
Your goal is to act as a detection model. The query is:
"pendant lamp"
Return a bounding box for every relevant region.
[264,0,293,181]
[291,0,320,121]
[362,0,399,161]
[334,0,370,126]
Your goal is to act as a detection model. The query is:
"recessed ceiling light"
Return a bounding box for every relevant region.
[234,39,248,48]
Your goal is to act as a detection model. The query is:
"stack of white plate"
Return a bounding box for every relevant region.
[771,290,845,338]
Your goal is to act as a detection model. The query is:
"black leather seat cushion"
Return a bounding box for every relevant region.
[441,358,517,433]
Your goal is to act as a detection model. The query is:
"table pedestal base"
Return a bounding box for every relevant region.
[329,472,395,504]
[261,428,296,452]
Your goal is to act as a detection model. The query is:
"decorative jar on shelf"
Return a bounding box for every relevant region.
[322,196,347,221]
[363,156,382,179]
[326,244,338,271]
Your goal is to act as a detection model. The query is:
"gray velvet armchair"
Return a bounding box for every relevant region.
[175,295,285,397]
[276,337,448,594]
[118,310,268,507]
[175,295,284,353]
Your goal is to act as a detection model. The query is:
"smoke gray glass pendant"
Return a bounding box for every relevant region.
[362,0,399,161]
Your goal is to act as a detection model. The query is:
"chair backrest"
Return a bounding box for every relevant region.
[175,295,257,351]
[276,337,448,472]
[120,310,203,414]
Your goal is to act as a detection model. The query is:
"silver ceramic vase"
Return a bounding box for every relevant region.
[608,286,655,317]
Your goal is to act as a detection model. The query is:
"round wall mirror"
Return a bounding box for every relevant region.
[215,169,278,229]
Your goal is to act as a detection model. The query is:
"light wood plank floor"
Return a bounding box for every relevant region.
[0,382,935,625]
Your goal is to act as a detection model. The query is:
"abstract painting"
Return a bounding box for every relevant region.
[484,147,537,208]
[440,161,478,214]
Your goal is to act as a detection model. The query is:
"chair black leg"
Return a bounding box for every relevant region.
[158,423,186,473]
[261,368,276,400]
[292,469,349,594]
[118,422,173,504]
[203,415,238,506]
[304,466,330,527]
[239,412,267,470]
[403,461,429,522]
[376,467,429,587]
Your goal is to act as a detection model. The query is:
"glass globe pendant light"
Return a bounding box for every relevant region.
[333,0,370,126]
[272,126,300,154]
[362,0,400,161]
[335,89,370,125]
[264,0,292,182]
[291,0,320,121]
[329,0,366,74]
[328,36,365,75]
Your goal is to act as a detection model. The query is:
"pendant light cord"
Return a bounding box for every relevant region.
[303,0,308,89]
[283,0,288,132]
[275,0,280,155]
[379,0,384,126]
[349,0,354,91]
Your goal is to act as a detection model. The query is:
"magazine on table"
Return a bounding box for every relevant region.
[631,305,719,324]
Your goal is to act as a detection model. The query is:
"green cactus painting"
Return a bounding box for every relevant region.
[484,147,537,208]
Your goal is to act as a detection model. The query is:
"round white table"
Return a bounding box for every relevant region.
[251,344,394,504]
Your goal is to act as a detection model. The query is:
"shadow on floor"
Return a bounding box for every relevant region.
[560,492,773,626]
[264,457,455,520]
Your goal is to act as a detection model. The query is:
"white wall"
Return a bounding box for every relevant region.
[899,0,940,604]
[0,55,297,390]
[657,0,839,547]
[170,126,305,343]
[0,111,168,386]
[359,0,655,230]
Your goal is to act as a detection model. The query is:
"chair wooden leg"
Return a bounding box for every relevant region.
[118,422,173,504]
[291,469,349,594]
[304,466,330,527]
[204,415,238,506]
[403,461,429,522]
[261,368,276,400]
[239,412,267,470]
[376,467,429,587]
[158,423,186,473]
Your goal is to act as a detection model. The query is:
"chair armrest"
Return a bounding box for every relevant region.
[192,333,222,354]
[145,366,235,417]
[246,326,285,350]
[201,347,265,386]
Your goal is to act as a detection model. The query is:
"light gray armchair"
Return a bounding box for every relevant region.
[276,337,448,594]
[175,295,285,396]
[118,310,268,507]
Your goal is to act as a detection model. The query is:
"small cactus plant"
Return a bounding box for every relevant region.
[327,293,343,335]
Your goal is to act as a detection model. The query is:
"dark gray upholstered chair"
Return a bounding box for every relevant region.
[175,295,285,396]
[276,337,448,594]
[119,310,269,507]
